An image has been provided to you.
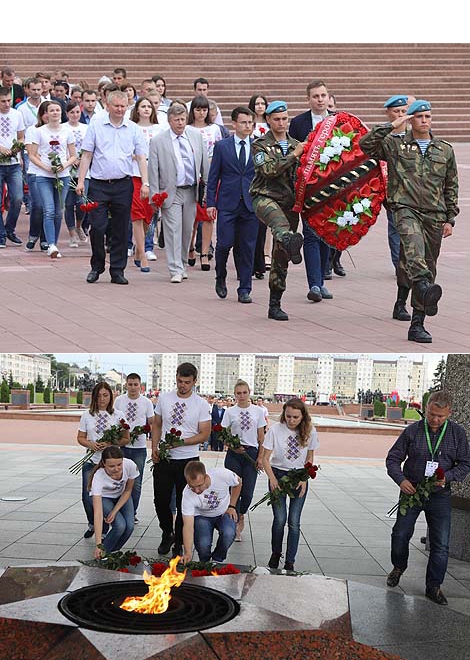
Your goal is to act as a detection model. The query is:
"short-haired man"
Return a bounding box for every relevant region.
[181,460,241,564]
[112,68,127,85]
[35,72,52,100]
[79,89,102,125]
[250,100,305,320]
[76,90,149,285]
[207,106,259,303]
[0,67,24,106]
[139,79,157,97]
[114,372,155,522]
[148,103,209,282]
[188,77,223,124]
[386,391,470,605]
[0,86,25,247]
[360,99,459,343]
[289,80,330,142]
[151,363,211,558]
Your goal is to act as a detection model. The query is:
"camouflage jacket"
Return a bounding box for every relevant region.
[359,124,459,224]
[249,130,300,206]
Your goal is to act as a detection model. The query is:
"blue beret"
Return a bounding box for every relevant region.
[383,95,408,108]
[407,99,432,115]
[266,100,288,115]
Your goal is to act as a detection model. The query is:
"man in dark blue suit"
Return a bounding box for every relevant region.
[210,398,226,451]
[207,106,259,303]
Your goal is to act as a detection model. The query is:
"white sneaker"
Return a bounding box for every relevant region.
[48,244,59,258]
[69,237,78,248]
[146,250,157,261]
[77,227,88,242]
[127,247,134,257]
[170,273,183,283]
[182,270,188,280]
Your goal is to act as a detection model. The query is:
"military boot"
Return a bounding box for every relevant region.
[268,292,289,321]
[392,286,411,321]
[408,310,432,343]
[415,279,442,317]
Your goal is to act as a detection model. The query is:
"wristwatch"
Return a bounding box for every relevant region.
[142,182,149,186]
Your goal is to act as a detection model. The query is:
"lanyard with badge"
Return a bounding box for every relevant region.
[424,418,448,477]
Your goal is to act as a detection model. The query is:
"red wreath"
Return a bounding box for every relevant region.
[293,112,386,250]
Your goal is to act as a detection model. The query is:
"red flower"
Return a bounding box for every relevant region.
[143,424,151,433]
[192,569,210,577]
[117,567,130,573]
[170,427,177,434]
[213,424,223,432]
[258,126,266,134]
[308,468,318,478]
[15,98,23,105]
[152,562,168,576]
[152,192,168,208]
[129,555,142,566]
[435,467,445,481]
[120,419,131,430]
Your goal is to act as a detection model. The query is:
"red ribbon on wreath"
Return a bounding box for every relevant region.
[293,112,386,250]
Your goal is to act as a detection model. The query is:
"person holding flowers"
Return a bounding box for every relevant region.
[385,390,470,605]
[28,99,77,258]
[89,446,139,559]
[64,100,90,247]
[114,372,154,522]
[76,382,131,540]
[222,379,266,542]
[261,397,319,571]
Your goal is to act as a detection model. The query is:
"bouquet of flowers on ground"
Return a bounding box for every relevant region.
[150,558,242,577]
[0,138,25,163]
[130,423,152,445]
[69,418,130,474]
[147,428,185,466]
[213,424,258,469]
[387,466,445,517]
[81,546,142,571]
[250,462,320,511]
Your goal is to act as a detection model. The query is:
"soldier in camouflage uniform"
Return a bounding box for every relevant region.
[359,100,458,343]
[249,100,306,321]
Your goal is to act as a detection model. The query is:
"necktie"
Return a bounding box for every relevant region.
[238,140,246,169]
[177,135,195,185]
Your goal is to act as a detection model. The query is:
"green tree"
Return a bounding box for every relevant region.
[430,356,447,392]
[27,383,35,403]
[374,400,386,417]
[35,374,45,393]
[422,390,431,410]
[0,379,10,403]
[399,399,407,416]
[76,390,83,405]
[43,387,51,404]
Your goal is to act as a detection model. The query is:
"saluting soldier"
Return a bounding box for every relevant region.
[359,99,459,343]
[249,101,305,321]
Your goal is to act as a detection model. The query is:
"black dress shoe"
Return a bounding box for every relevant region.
[7,232,22,245]
[238,292,252,303]
[333,263,346,276]
[425,587,448,605]
[83,527,94,539]
[157,532,175,555]
[254,272,265,279]
[110,274,128,285]
[386,567,404,587]
[86,270,100,283]
[215,278,227,299]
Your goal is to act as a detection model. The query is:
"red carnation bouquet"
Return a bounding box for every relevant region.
[69,179,99,212]
[293,111,386,251]
[250,462,320,511]
[130,423,152,445]
[387,466,445,517]
[152,192,168,208]
[69,418,130,474]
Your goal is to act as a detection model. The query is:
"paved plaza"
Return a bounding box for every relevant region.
[1,417,470,659]
[0,145,469,354]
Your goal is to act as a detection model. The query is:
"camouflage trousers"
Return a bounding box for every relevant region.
[394,207,444,312]
[252,196,299,294]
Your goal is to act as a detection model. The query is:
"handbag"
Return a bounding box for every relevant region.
[197,178,206,207]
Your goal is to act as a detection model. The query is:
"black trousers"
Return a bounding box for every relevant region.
[153,456,200,548]
[88,176,133,275]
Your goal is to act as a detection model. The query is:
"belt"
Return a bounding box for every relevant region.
[177,184,195,189]
[93,176,131,183]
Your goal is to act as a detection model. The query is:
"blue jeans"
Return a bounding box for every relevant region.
[0,163,23,236]
[302,218,331,289]
[26,173,46,242]
[194,512,237,562]
[270,466,308,564]
[36,175,70,245]
[224,446,259,514]
[101,495,135,553]
[391,488,451,589]
[387,209,400,268]
[122,446,147,514]
[65,179,89,229]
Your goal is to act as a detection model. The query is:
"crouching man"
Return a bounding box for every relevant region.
[181,460,241,564]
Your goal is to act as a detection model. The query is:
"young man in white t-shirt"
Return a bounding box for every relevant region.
[151,362,211,558]
[114,372,154,522]
[182,460,241,564]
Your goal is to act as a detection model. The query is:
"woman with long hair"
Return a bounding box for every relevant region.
[76,382,130,540]
[248,93,269,138]
[88,445,138,559]
[262,397,319,571]
[28,100,77,258]
[187,95,222,271]
[129,96,163,272]
[64,100,89,247]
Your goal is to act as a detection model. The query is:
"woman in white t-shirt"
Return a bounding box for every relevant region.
[88,446,139,559]
[262,397,319,572]
[64,100,89,247]
[24,100,50,252]
[77,382,130,540]
[223,380,266,541]
[28,99,76,258]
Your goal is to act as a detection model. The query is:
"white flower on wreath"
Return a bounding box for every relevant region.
[352,198,371,214]
[334,197,372,228]
[316,127,355,171]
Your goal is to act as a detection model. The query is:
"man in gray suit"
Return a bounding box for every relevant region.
[148,103,209,282]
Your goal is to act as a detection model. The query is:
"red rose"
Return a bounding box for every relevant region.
[49,140,60,146]
[15,98,22,105]
[308,468,317,479]
[176,430,182,436]
[192,569,209,576]
[224,564,240,574]
[170,428,177,434]
[152,562,168,576]
[349,234,360,246]
[304,462,313,469]
[129,555,142,566]
[143,424,151,433]
[213,424,223,432]
[435,467,445,481]
[117,567,129,573]
[79,203,87,212]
